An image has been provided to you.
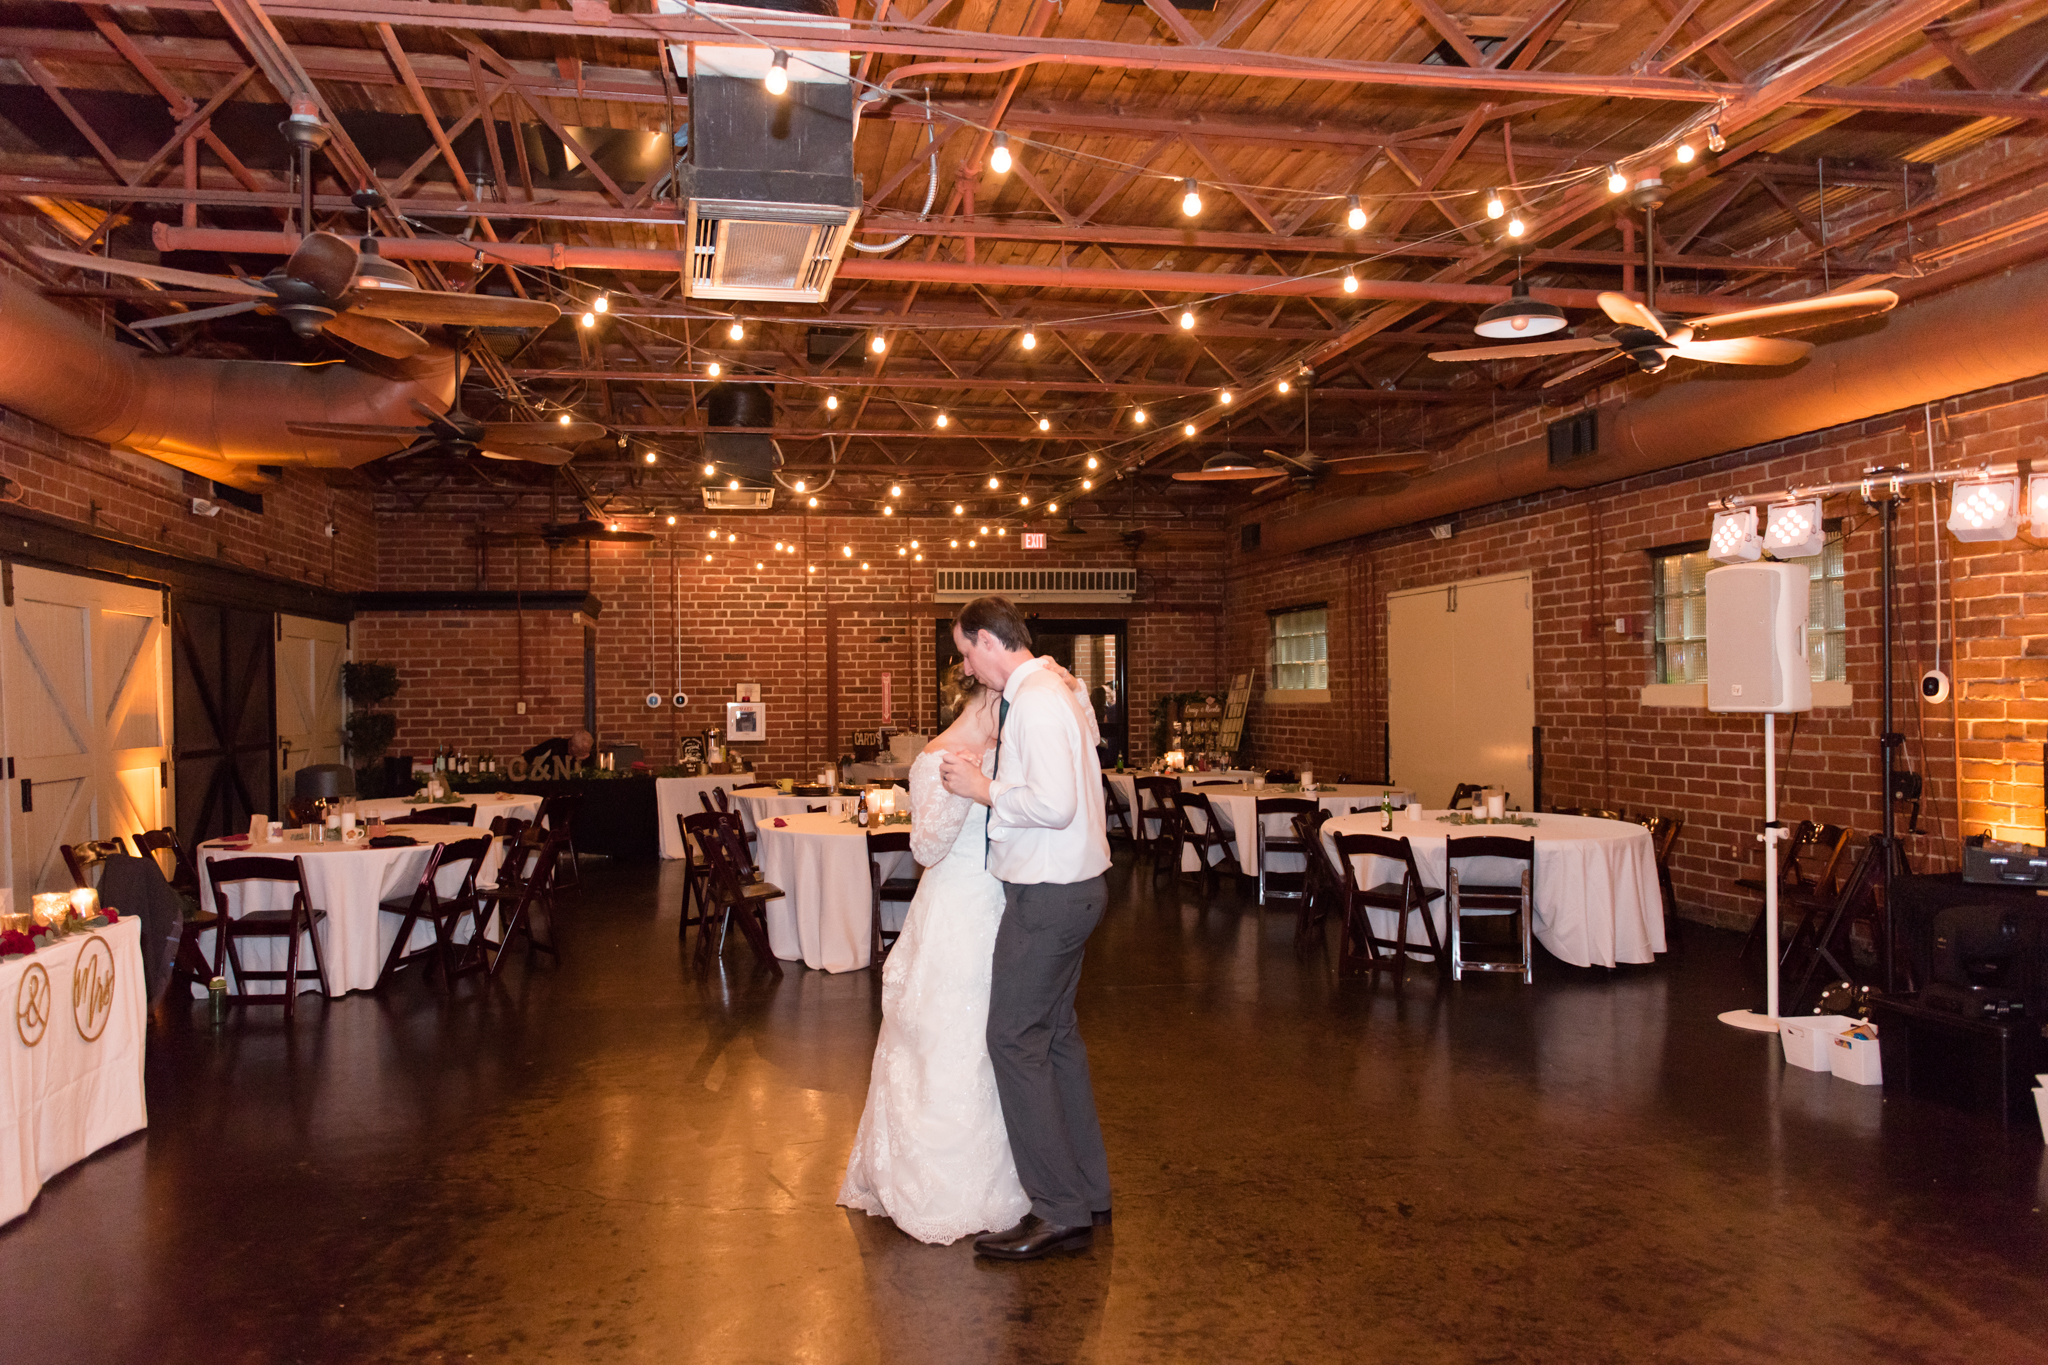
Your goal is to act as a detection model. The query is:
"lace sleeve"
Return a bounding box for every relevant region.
[910,751,973,866]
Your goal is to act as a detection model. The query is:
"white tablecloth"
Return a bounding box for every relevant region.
[1174,784,1418,873]
[2,917,147,1226]
[753,812,917,973]
[733,788,903,834]
[1321,811,1665,968]
[356,793,542,830]
[656,775,778,858]
[195,828,507,995]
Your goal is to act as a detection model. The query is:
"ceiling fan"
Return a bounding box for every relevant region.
[285,378,604,467]
[1172,447,1430,485]
[31,229,560,360]
[541,520,657,545]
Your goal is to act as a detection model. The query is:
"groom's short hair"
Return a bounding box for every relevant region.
[955,595,1032,651]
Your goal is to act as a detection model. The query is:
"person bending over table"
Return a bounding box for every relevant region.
[523,729,594,769]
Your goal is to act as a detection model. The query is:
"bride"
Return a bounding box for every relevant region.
[838,659,1095,1244]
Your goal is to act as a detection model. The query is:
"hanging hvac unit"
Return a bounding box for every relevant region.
[660,0,859,304]
[700,380,781,510]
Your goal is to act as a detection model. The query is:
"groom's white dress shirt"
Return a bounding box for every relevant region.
[986,657,1111,885]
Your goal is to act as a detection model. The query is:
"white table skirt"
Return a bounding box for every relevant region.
[195,828,507,995]
[733,788,903,834]
[1320,812,1666,968]
[846,761,914,785]
[1173,784,1419,873]
[356,793,542,830]
[753,812,916,973]
[656,776,779,858]
[1,917,147,1226]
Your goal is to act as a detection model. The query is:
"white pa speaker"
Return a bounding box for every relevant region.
[1705,561,1812,713]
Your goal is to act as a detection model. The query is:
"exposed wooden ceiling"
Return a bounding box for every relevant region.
[2,0,2045,527]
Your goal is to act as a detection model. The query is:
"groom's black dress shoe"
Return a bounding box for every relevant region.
[973,1215,1093,1260]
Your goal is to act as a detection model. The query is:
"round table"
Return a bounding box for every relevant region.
[1171,783,1418,874]
[1320,811,1665,968]
[356,792,542,831]
[732,787,903,833]
[752,811,918,973]
[195,827,507,995]
[655,775,778,858]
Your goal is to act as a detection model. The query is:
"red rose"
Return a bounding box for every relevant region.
[101,907,119,924]
[0,929,33,957]
[772,817,788,828]
[27,922,50,939]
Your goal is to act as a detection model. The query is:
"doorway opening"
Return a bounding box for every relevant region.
[934,616,1129,768]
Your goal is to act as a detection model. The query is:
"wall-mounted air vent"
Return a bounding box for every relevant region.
[934,569,1136,603]
[701,488,776,511]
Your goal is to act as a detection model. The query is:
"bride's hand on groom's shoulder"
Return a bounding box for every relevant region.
[1038,656,1080,690]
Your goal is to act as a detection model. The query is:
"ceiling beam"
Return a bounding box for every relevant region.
[509,367,1498,400]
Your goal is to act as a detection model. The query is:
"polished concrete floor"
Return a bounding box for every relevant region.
[6,849,2048,1364]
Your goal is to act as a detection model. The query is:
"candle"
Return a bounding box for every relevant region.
[70,886,98,919]
[1299,768,1315,792]
[32,891,69,927]
[1487,792,1506,820]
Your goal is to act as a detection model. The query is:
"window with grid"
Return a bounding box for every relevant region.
[1269,606,1329,691]
[1651,541,1847,684]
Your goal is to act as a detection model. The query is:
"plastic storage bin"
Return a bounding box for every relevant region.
[1780,1015,1857,1071]
[1830,1031,1884,1086]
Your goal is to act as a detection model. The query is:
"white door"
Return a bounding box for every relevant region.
[276,614,348,797]
[1388,572,1535,810]
[2,565,171,895]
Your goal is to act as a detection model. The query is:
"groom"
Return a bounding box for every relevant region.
[939,596,1113,1260]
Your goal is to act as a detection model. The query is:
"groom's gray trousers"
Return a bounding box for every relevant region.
[988,875,1111,1228]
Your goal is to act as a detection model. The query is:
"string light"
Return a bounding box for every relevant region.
[808,496,818,508]
[580,311,595,328]
[707,361,721,377]
[1048,501,1058,513]
[774,541,784,551]
[910,539,919,548]
[862,561,870,570]
[808,564,817,573]
[990,133,1012,174]
[883,505,895,516]
[708,529,719,539]
[558,413,573,425]
[794,479,807,492]
[666,514,676,525]
[1082,479,1092,490]
[755,560,764,570]
[969,538,978,547]
[728,479,740,491]
[998,528,1006,537]
[1134,409,1148,423]
[825,394,838,410]
[1675,142,1696,163]
[980,525,990,534]
[1707,123,1726,153]
[935,412,949,427]
[1346,195,1367,230]
[898,547,908,557]
[1607,164,1628,194]
[889,484,903,497]
[1020,495,1031,507]
[1485,187,1505,219]
[1038,417,1051,431]
[1277,379,1291,394]
[954,503,965,514]
[1342,269,1358,293]
[727,320,744,341]
[1507,214,1526,238]
[1085,455,1099,470]
[1183,422,1197,436]
[1220,390,1233,405]
[1020,330,1037,350]
[988,477,1000,490]
[1181,177,1202,217]
[704,553,713,562]
[727,533,737,543]
[843,545,853,556]
[950,538,959,548]
[765,50,789,96]
[870,334,886,353]
[1179,310,1195,330]
[643,450,657,464]
[608,523,619,532]
[594,294,608,314]
[915,553,923,562]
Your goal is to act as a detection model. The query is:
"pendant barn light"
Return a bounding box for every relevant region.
[989,133,1012,174]
[764,51,790,96]
[1949,476,2021,542]
[1484,188,1505,219]
[1181,178,1203,217]
[1473,280,1567,338]
[1764,498,1824,558]
[1346,195,1367,230]
[1707,507,1761,563]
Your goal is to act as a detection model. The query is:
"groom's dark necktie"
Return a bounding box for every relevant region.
[987,695,1010,864]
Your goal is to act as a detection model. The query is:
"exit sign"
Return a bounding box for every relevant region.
[1022,532,1047,549]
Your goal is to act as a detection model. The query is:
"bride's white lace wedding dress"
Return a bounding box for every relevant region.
[838,748,1031,1244]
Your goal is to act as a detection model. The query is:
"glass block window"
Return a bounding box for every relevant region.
[1652,541,1846,684]
[1270,606,1329,691]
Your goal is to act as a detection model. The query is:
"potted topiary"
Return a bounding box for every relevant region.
[342,661,402,796]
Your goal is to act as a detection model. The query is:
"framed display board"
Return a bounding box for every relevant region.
[1218,671,1253,754]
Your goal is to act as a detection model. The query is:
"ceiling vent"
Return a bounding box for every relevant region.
[660,0,858,304]
[934,568,1137,603]
[700,380,780,509]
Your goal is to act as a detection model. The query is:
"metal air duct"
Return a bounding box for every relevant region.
[1251,256,2048,559]
[701,380,780,509]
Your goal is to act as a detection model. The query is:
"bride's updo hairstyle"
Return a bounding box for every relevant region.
[943,661,979,717]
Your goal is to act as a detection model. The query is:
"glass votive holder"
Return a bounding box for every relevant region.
[32,891,70,926]
[0,910,30,936]
[70,886,99,919]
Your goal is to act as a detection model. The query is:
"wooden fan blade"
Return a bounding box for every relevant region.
[1429,337,1616,362]
[1319,451,1432,472]
[322,310,429,359]
[1596,291,1669,339]
[1170,467,1290,481]
[481,421,607,445]
[31,246,274,297]
[283,231,360,298]
[351,291,563,328]
[287,420,431,441]
[480,444,578,466]
[1543,349,1629,388]
[1687,289,1898,342]
[1672,336,1813,366]
[125,300,266,330]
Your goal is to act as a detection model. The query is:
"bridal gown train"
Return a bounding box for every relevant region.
[838,749,1031,1244]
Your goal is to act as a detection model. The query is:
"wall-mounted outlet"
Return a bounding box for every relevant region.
[516,701,527,715]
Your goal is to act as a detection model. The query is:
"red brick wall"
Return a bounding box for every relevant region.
[359,508,1226,773]
[1225,375,2048,929]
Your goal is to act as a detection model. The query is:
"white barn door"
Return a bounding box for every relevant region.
[1388,572,1535,811]
[2,565,170,895]
[275,614,348,797]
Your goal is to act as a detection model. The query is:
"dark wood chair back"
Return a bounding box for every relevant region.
[1446,834,1535,982]
[387,805,476,826]
[1446,783,1485,811]
[712,786,732,814]
[1102,774,1134,839]
[61,837,130,889]
[694,825,783,974]
[1133,775,1183,864]
[133,828,199,897]
[1329,831,1447,973]
[1253,797,1318,906]
[202,852,330,1008]
[1171,790,1236,891]
[865,829,918,963]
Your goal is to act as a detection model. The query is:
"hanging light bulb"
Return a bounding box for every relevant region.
[1346,195,1367,231]
[1082,479,1093,490]
[1048,502,1058,513]
[794,479,807,492]
[950,538,959,548]
[980,525,990,534]
[1179,309,1195,330]
[898,547,908,557]
[1707,123,1726,153]
[755,560,765,570]
[594,294,609,314]
[935,412,949,427]
[988,477,1000,490]
[765,50,789,96]
[862,561,870,570]
[703,462,716,476]
[1607,164,1628,195]
[889,484,902,497]
[1342,269,1358,293]
[1085,455,1099,470]
[1020,495,1030,507]
[708,529,719,540]
[843,545,853,556]
[580,311,596,328]
[808,564,817,573]
[1183,422,1197,437]
[1038,417,1051,432]
[558,413,573,425]
[990,132,1012,174]
[998,528,1006,537]
[1220,390,1233,405]
[643,450,657,464]
[1485,187,1505,219]
[910,539,919,549]
[704,553,713,563]
[968,538,977,548]
[1675,141,1696,164]
[707,361,721,378]
[954,503,965,515]
[1181,177,1202,217]
[1021,330,1037,351]
[1134,408,1148,424]
[1277,379,1291,395]
[774,541,784,551]
[870,334,886,353]
[915,553,923,562]
[728,479,740,491]
[728,320,744,341]
[1507,214,1526,238]
[666,514,677,526]
[727,533,737,543]
[825,393,838,410]
[883,505,895,516]
[808,496,818,508]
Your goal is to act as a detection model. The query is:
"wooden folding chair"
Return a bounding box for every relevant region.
[1102,774,1134,841]
[203,854,331,1015]
[677,811,725,944]
[536,792,583,887]
[1291,809,1339,946]
[1172,790,1239,894]
[1254,797,1318,906]
[1446,834,1535,983]
[376,835,493,989]
[471,828,565,978]
[866,829,919,964]
[1133,775,1183,870]
[135,828,217,988]
[61,837,129,888]
[386,804,476,826]
[695,823,784,975]
[1329,832,1447,975]
[1446,783,1485,811]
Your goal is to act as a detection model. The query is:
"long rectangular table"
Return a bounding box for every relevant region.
[2,917,147,1225]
